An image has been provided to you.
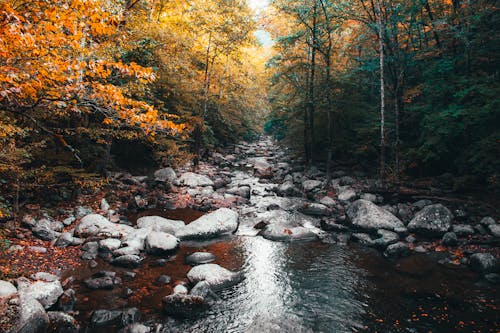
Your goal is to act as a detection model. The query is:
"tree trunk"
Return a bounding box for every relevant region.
[375,0,386,178]
[308,2,318,165]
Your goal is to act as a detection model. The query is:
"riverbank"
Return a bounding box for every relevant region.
[1,137,499,332]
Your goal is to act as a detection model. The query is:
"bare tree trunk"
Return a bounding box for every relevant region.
[375,0,386,178]
[307,2,318,165]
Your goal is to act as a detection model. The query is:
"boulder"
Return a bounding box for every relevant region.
[90,310,122,327]
[136,216,185,235]
[407,204,453,237]
[10,292,49,333]
[55,233,74,248]
[111,255,143,268]
[75,214,134,238]
[145,232,180,255]
[30,273,59,283]
[260,225,320,242]
[119,323,151,333]
[372,229,399,248]
[277,181,300,197]
[319,196,335,207]
[47,311,79,333]
[154,167,177,182]
[338,187,356,202]
[352,233,374,246]
[185,252,216,266]
[360,193,377,202]
[299,203,330,216]
[442,232,458,246]
[99,238,121,252]
[383,242,410,258]
[176,208,238,240]
[162,293,206,317]
[488,224,500,237]
[18,280,63,309]
[480,217,496,226]
[347,200,404,232]
[0,280,17,298]
[469,253,498,274]
[178,172,213,187]
[187,264,242,290]
[226,186,251,199]
[100,198,110,211]
[452,224,475,237]
[302,180,321,192]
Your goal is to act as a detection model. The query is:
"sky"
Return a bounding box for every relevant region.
[247,0,273,46]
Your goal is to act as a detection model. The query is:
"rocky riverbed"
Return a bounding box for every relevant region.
[0,137,499,332]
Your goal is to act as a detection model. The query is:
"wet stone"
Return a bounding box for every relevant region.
[186,252,217,266]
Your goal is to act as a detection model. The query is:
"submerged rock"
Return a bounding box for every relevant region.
[111,255,143,268]
[469,253,498,274]
[347,200,404,232]
[47,311,79,333]
[383,242,410,258]
[162,293,206,317]
[176,208,238,240]
[185,252,216,266]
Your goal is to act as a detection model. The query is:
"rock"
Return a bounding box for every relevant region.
[484,273,500,284]
[47,311,79,333]
[32,219,59,241]
[452,224,475,237]
[30,273,59,283]
[154,167,177,182]
[299,203,330,216]
[55,233,74,248]
[28,246,47,254]
[121,228,151,252]
[111,255,143,268]
[75,214,134,238]
[18,280,63,309]
[413,199,432,209]
[185,252,216,266]
[162,293,206,317]
[277,181,300,196]
[100,198,110,211]
[176,208,238,240]
[360,193,377,202]
[84,276,116,290]
[226,186,251,199]
[0,280,17,298]
[62,216,76,226]
[90,309,122,327]
[119,323,151,333]
[75,206,93,219]
[189,281,213,298]
[121,308,141,327]
[469,253,498,274]
[488,224,500,237]
[372,229,399,248]
[99,238,121,253]
[187,264,242,290]
[383,242,410,258]
[397,203,414,222]
[442,232,458,246]
[178,172,214,187]
[12,292,50,333]
[260,225,320,242]
[156,275,171,284]
[407,204,453,237]
[480,216,496,226]
[145,231,179,255]
[351,233,374,246]
[57,289,76,312]
[173,284,188,295]
[347,200,404,232]
[136,216,185,235]
[302,180,322,192]
[319,219,349,232]
[338,187,356,201]
[339,176,356,185]
[319,196,335,207]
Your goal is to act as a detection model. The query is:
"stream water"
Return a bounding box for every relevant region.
[71,208,499,333]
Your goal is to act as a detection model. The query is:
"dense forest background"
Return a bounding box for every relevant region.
[0,0,499,219]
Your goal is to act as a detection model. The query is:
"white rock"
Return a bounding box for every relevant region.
[145,231,180,254]
[75,214,134,238]
[178,172,214,187]
[347,200,405,232]
[0,280,17,298]
[176,208,238,240]
[136,216,185,235]
[187,264,242,290]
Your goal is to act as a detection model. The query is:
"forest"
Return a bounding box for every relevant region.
[0,0,499,332]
